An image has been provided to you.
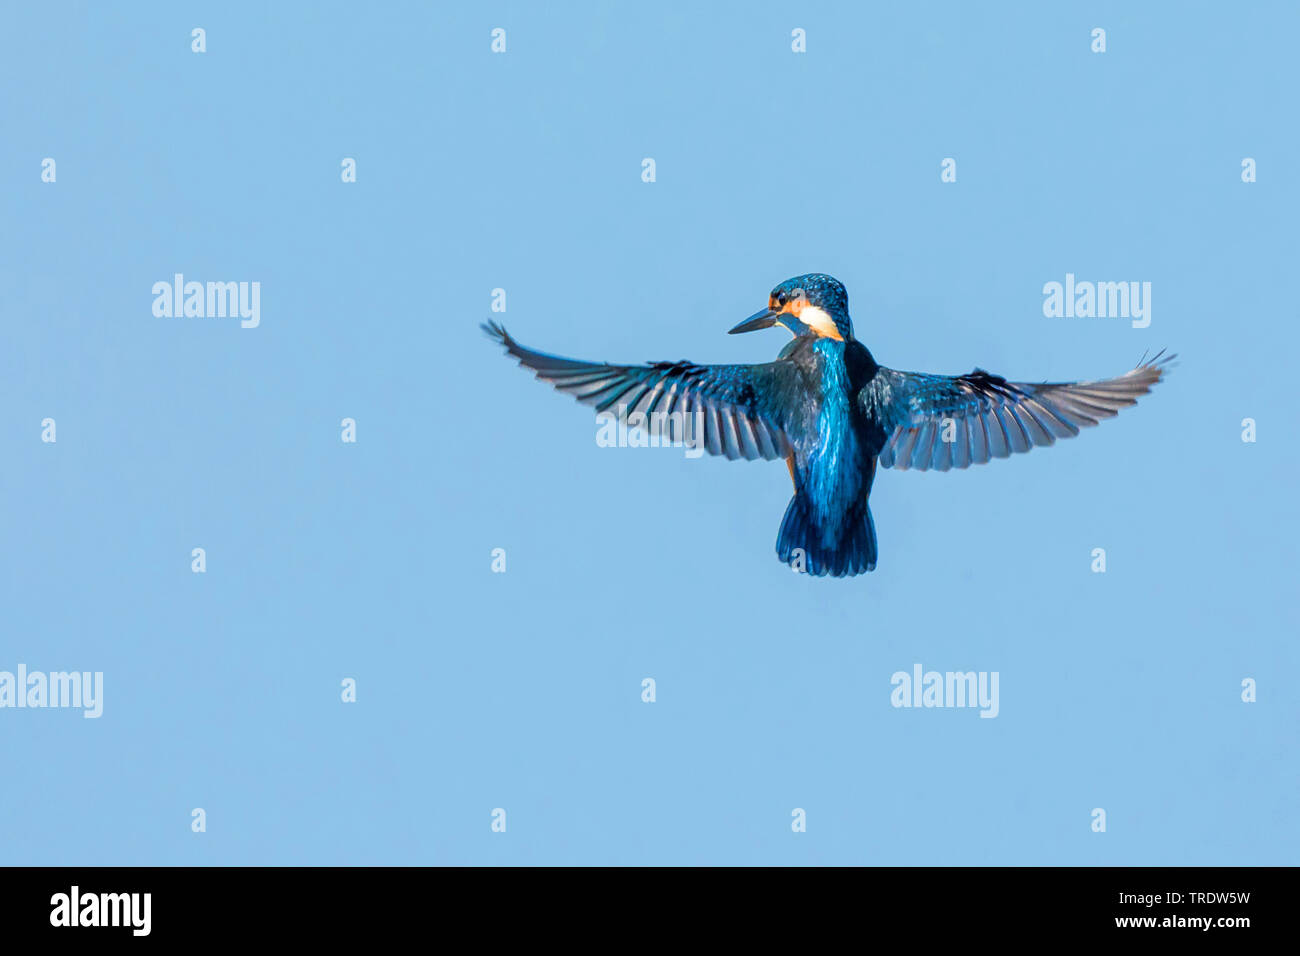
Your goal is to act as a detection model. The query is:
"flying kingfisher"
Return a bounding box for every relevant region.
[484,273,1169,577]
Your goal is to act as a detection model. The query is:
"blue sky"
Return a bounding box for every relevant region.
[1,1,1296,865]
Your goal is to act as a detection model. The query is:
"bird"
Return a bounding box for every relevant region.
[484,273,1170,577]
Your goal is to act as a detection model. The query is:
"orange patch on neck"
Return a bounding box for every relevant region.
[771,295,845,340]
[787,301,843,340]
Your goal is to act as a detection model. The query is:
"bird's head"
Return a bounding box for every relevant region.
[729,273,853,341]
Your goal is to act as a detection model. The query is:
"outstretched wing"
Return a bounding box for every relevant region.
[484,321,795,461]
[860,352,1172,472]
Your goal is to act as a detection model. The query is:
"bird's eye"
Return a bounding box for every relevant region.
[776,292,788,307]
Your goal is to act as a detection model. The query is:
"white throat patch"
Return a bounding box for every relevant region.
[799,305,843,340]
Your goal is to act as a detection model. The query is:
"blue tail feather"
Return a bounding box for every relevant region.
[776,494,877,577]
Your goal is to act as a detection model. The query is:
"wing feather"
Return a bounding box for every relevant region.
[863,352,1171,472]
[485,321,795,462]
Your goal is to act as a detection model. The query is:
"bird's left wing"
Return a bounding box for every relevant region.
[484,321,796,461]
[859,352,1171,472]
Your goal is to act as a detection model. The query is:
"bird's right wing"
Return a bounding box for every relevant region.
[859,352,1172,472]
[484,321,798,461]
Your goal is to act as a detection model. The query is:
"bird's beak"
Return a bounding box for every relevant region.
[729,308,779,335]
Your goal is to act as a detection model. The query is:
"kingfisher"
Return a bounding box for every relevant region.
[484,273,1170,577]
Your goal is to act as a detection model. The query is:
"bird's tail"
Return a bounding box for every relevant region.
[776,495,877,577]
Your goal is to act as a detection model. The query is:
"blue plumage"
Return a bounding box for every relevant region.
[485,274,1170,577]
